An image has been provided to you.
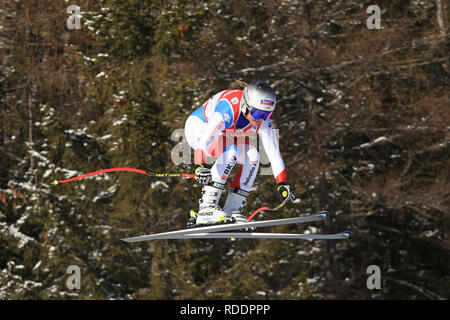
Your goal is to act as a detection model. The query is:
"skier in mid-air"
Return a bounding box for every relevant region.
[184,80,296,227]
[52,81,351,241]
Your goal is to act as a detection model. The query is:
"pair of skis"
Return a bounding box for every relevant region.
[121,211,352,242]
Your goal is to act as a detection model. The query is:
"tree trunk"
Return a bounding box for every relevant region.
[28,88,34,168]
[436,0,447,37]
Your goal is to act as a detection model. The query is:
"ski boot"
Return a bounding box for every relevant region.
[195,205,230,226]
[188,182,232,227]
[223,188,255,231]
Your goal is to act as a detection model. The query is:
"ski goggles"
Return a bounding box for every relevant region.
[249,108,273,121]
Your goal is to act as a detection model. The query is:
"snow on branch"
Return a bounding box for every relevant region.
[353,136,391,150]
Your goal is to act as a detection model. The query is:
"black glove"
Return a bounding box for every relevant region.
[194,163,212,185]
[277,182,295,202]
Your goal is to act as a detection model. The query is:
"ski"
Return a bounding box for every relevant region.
[142,231,353,240]
[121,211,330,243]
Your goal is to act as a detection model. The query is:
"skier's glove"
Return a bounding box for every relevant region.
[277,182,296,203]
[195,163,212,185]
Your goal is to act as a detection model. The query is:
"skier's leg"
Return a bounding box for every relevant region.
[195,140,240,226]
[224,143,260,223]
[235,143,259,192]
[210,144,239,185]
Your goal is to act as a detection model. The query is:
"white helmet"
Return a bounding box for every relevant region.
[241,81,276,115]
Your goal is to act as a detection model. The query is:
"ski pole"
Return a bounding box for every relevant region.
[52,167,195,185]
[247,200,288,221]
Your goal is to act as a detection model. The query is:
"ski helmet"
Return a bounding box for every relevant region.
[241,81,276,120]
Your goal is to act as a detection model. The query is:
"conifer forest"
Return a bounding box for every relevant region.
[0,0,448,300]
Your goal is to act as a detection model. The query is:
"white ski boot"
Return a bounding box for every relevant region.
[196,205,229,226]
[223,188,255,230]
[193,183,231,226]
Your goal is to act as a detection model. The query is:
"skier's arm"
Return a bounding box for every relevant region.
[194,100,233,165]
[258,119,287,184]
[258,119,295,202]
